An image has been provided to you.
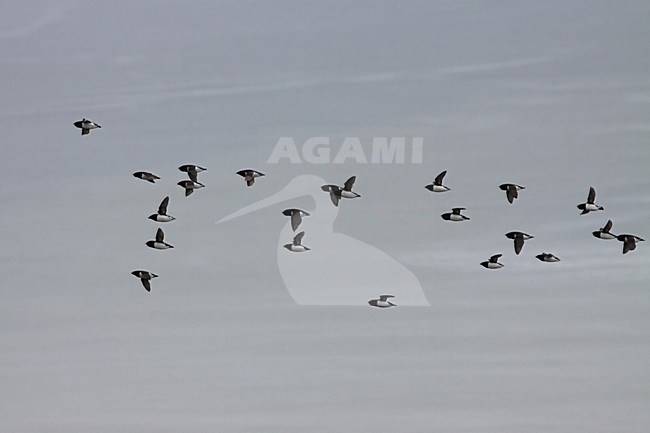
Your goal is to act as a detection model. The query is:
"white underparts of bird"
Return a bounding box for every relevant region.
[368,295,396,308]
[131,270,158,292]
[73,118,101,135]
[441,207,470,221]
[577,186,604,215]
[616,234,644,254]
[237,169,265,187]
[593,219,616,239]
[425,170,450,192]
[499,183,525,204]
[505,231,534,255]
[146,228,174,249]
[133,171,161,184]
[149,196,175,222]
[177,167,204,196]
[284,231,310,252]
[481,254,504,269]
[536,252,561,262]
[321,176,361,206]
[282,208,310,231]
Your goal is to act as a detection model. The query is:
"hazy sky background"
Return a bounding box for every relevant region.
[1,1,649,432]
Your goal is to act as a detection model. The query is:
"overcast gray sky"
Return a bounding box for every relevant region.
[1,1,649,432]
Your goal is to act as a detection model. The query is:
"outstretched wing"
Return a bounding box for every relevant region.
[603,219,613,232]
[434,170,447,185]
[343,176,356,191]
[506,185,517,204]
[291,212,302,231]
[587,186,596,204]
[514,236,524,255]
[452,207,465,213]
[329,189,340,206]
[490,254,502,262]
[156,228,164,242]
[379,295,395,301]
[158,196,169,214]
[141,279,151,292]
[293,231,305,245]
[188,167,198,183]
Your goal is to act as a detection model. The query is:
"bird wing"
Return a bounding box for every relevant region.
[293,231,305,245]
[603,219,613,232]
[434,170,447,185]
[587,186,596,204]
[156,228,164,242]
[343,176,356,191]
[329,189,340,206]
[185,187,194,197]
[379,295,395,301]
[514,235,524,255]
[158,196,169,214]
[452,207,465,213]
[141,279,151,292]
[81,128,89,135]
[490,254,502,262]
[291,212,302,231]
[246,177,255,186]
[506,185,517,203]
[188,167,198,183]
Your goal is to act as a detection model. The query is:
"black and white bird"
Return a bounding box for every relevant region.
[368,295,397,308]
[536,252,561,262]
[480,254,504,269]
[283,231,310,252]
[425,170,450,193]
[499,183,525,204]
[133,171,160,183]
[282,208,310,231]
[73,118,101,135]
[441,207,470,221]
[505,231,534,255]
[321,175,361,206]
[131,270,158,292]
[593,219,616,240]
[237,169,265,187]
[146,228,174,250]
[178,164,206,174]
[616,234,644,254]
[149,196,175,222]
[177,167,204,196]
[577,186,604,215]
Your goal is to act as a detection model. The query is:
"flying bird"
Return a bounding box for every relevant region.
[368,295,397,308]
[577,186,604,215]
[131,270,158,292]
[133,171,160,184]
[425,170,450,193]
[505,231,534,255]
[178,164,206,173]
[536,252,561,262]
[149,196,175,222]
[321,176,361,206]
[237,169,265,187]
[177,167,204,196]
[146,228,174,250]
[499,183,525,204]
[283,231,310,252]
[282,208,310,231]
[616,234,644,254]
[480,254,504,269]
[441,207,470,221]
[73,118,101,135]
[592,219,616,240]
